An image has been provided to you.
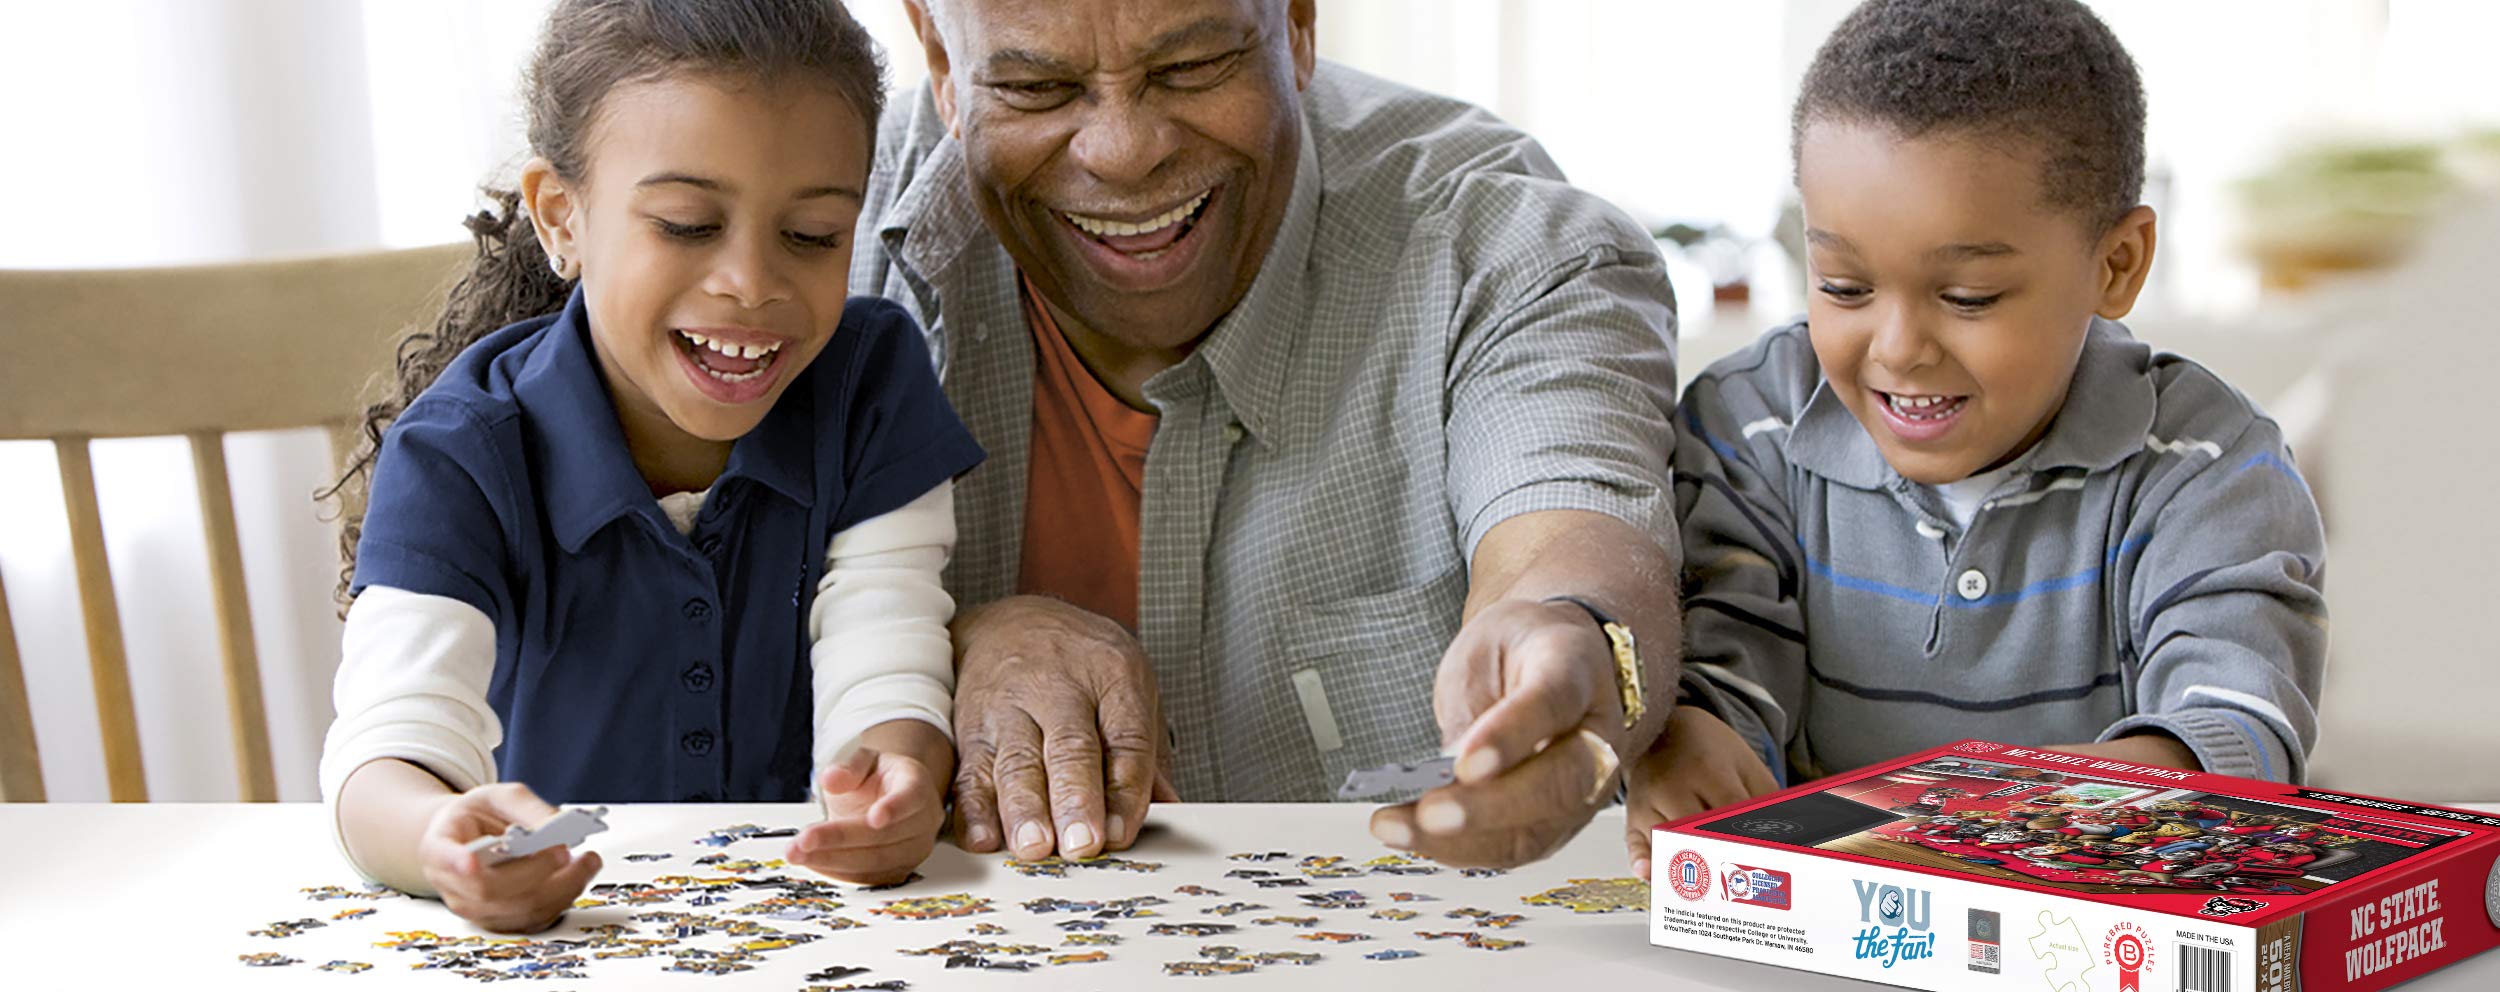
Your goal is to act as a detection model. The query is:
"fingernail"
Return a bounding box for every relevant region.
[1633,857,1652,880]
[1372,818,1414,849]
[1014,820,1047,855]
[1579,728,1622,805]
[965,823,995,850]
[1458,747,1502,783]
[1108,815,1127,845]
[1418,799,1466,834]
[1063,822,1097,854]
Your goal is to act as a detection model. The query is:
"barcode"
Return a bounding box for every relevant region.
[2180,943,2233,992]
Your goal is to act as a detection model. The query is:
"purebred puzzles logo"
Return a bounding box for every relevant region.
[2199,896,2265,919]
[2103,921,2156,992]
[1666,850,1712,901]
[1852,879,1937,968]
[1719,864,1791,910]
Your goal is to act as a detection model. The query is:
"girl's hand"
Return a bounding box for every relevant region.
[418,782,604,933]
[788,741,948,885]
[1622,706,1781,879]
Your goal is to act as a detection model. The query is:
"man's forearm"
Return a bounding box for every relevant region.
[1467,509,1682,755]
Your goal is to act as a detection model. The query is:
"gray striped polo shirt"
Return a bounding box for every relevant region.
[1676,319,2327,783]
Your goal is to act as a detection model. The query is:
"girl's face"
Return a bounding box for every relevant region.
[527,73,870,456]
[1795,120,2154,485]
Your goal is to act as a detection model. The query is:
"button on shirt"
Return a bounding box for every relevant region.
[1672,320,2328,783]
[347,289,983,803]
[851,64,1678,800]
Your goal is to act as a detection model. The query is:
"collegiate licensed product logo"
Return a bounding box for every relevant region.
[1852,879,1936,968]
[2199,896,2266,918]
[1665,850,1712,901]
[1719,864,1791,910]
[2103,921,2156,992]
[1967,908,2002,974]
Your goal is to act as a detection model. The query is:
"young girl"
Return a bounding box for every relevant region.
[318,0,982,933]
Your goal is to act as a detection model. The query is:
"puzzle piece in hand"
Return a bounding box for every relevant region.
[467,805,609,866]
[2026,910,2095,992]
[1337,755,1457,800]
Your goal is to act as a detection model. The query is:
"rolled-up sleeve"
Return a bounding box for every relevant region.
[1445,248,1679,558]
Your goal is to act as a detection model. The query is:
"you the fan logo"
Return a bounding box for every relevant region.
[1852,880,1936,968]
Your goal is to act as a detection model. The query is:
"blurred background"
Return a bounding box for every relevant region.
[1,0,2493,803]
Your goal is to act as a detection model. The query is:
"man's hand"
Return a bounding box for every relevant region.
[1622,705,1780,878]
[1368,597,1629,868]
[788,720,952,885]
[949,596,1178,862]
[417,783,604,934]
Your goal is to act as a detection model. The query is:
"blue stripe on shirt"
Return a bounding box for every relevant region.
[1803,533,2154,609]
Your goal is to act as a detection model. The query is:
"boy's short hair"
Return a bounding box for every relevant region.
[1794,0,2146,229]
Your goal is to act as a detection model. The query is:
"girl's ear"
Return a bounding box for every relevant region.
[520,157,583,280]
[2093,204,2158,321]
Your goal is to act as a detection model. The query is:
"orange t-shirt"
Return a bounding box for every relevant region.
[1016,279,1155,631]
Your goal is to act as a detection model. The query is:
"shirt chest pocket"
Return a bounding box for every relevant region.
[1278,564,1467,800]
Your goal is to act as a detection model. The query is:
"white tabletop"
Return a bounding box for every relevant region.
[1,802,2493,990]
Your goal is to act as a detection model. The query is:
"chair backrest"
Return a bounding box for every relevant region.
[0,243,469,802]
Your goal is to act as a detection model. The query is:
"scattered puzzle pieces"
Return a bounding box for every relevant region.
[872,894,994,920]
[1522,877,1649,914]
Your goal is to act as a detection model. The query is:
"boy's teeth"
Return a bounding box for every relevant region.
[1064,192,1209,238]
[1887,393,1963,419]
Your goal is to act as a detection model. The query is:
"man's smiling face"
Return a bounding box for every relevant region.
[910,0,1316,352]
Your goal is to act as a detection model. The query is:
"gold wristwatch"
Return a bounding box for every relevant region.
[1545,595,1644,730]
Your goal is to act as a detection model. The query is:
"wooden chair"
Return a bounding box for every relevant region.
[0,243,468,802]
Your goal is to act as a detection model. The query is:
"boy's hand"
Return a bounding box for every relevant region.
[2045,733,2202,772]
[789,734,948,886]
[418,783,603,933]
[1622,706,1780,879]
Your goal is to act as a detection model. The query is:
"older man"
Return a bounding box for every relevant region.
[853,0,1681,869]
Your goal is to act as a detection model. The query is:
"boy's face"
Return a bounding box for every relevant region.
[527,74,869,448]
[1796,120,2153,485]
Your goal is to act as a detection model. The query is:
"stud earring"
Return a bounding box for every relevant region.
[548,253,566,278]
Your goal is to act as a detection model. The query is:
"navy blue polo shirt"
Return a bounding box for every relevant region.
[350,289,983,804]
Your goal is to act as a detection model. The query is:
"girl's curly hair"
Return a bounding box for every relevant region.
[319,0,887,608]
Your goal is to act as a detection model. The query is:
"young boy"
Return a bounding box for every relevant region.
[1623,0,2327,876]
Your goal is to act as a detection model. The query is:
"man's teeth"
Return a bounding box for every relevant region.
[1063,192,1209,238]
[679,331,783,361]
[1887,393,1964,420]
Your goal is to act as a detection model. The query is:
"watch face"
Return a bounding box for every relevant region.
[2486,856,2500,929]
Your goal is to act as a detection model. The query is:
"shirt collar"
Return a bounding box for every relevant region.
[515,287,816,554]
[1174,122,1320,443]
[1786,316,2157,490]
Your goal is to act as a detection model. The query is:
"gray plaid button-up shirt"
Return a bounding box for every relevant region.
[851,63,1678,801]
